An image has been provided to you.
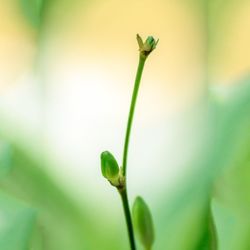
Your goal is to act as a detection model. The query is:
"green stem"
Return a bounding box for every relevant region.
[120,55,146,250]
[122,56,146,176]
[120,189,136,250]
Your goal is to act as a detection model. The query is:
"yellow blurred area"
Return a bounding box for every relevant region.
[210,0,250,84]
[0,0,36,92]
[1,0,249,92]
[43,0,205,110]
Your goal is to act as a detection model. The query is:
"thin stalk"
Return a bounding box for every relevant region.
[120,55,146,250]
[122,56,146,176]
[120,189,136,250]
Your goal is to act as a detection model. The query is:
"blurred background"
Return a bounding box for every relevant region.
[0,0,250,249]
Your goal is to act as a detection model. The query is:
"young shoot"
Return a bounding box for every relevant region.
[100,34,158,250]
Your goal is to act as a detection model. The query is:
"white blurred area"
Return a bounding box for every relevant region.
[0,0,249,211]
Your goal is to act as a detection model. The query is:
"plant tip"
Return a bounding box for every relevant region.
[136,34,159,59]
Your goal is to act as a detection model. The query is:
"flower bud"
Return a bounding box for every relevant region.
[132,196,155,249]
[100,151,119,183]
[137,34,159,58]
[144,36,157,51]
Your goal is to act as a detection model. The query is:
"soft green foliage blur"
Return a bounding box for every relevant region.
[0,0,250,249]
[2,76,250,249]
[20,0,44,27]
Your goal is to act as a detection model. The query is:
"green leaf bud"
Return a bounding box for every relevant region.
[100,151,120,183]
[132,196,155,249]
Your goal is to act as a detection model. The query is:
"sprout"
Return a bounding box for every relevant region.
[132,196,155,250]
[101,35,158,250]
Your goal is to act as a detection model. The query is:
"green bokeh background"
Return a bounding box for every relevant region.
[0,0,250,249]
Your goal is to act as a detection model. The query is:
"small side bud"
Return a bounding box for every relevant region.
[132,196,155,249]
[137,34,159,59]
[100,151,120,184]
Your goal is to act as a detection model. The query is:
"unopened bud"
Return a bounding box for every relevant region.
[100,151,120,184]
[137,34,159,59]
[132,196,155,249]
